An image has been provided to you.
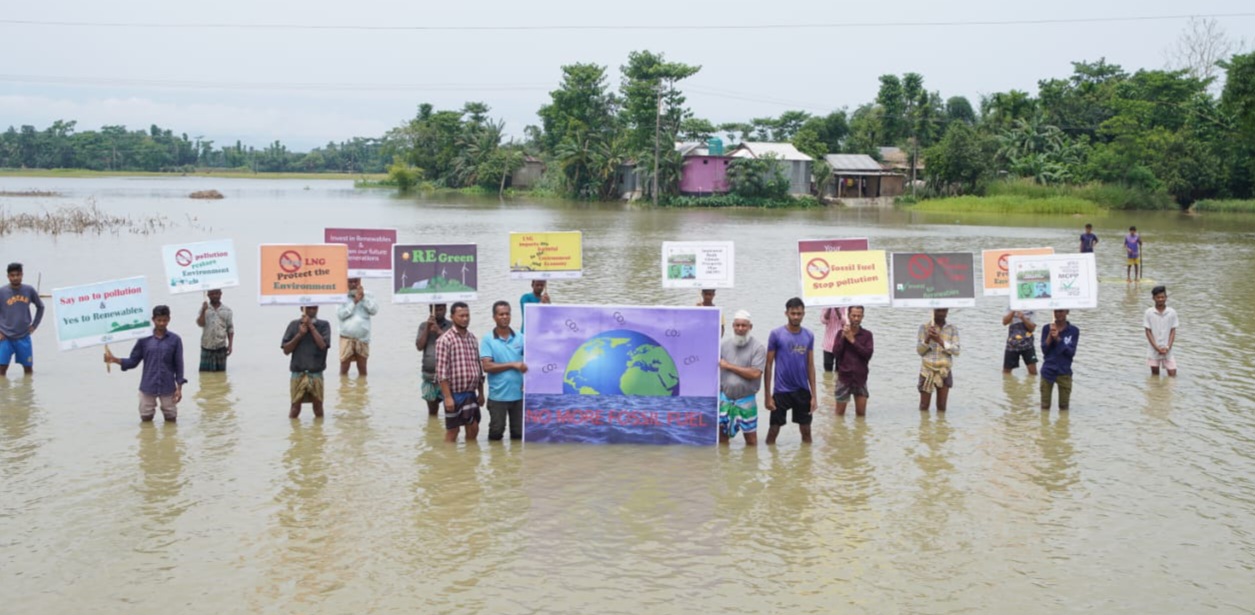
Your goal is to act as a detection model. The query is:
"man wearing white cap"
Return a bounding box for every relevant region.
[718,310,766,445]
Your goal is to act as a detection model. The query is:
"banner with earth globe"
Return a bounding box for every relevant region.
[523,304,721,445]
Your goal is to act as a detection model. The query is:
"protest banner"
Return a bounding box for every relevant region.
[523,305,720,445]
[1007,252,1099,310]
[981,247,1055,296]
[161,239,239,294]
[392,244,478,303]
[51,276,151,350]
[258,244,349,305]
[324,228,396,278]
[661,241,735,289]
[509,231,582,279]
[797,238,870,253]
[798,250,891,306]
[890,252,978,308]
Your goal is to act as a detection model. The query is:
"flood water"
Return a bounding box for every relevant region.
[2,176,1254,614]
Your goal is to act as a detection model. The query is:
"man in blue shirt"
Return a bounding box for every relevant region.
[1079,223,1099,253]
[481,301,527,441]
[0,262,45,377]
[518,280,549,332]
[105,305,186,422]
[1040,309,1079,412]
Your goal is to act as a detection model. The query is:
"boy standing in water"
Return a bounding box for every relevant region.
[1144,285,1178,377]
[1125,226,1143,282]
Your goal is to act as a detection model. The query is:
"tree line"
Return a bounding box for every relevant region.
[5,19,1253,206]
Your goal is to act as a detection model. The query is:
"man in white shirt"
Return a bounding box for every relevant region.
[1144,285,1178,377]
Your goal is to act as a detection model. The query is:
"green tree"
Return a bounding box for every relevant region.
[923,122,996,195]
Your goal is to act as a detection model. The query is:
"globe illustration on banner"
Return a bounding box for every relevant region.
[562,329,680,396]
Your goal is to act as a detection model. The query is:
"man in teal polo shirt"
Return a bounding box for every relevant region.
[481,301,527,441]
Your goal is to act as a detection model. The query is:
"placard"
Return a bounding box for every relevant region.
[51,276,151,350]
[981,247,1055,296]
[797,238,870,253]
[324,228,397,278]
[161,239,240,294]
[509,231,583,279]
[392,244,478,303]
[661,241,735,289]
[258,244,350,305]
[798,250,890,306]
[1007,252,1099,310]
[524,305,720,445]
[890,252,977,308]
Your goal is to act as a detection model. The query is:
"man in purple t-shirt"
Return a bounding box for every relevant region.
[1125,226,1143,282]
[764,297,817,445]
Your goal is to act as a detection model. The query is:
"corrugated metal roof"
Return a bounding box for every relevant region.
[825,154,883,172]
[729,142,812,162]
[675,141,712,157]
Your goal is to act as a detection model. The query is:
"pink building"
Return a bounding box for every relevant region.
[676,142,732,196]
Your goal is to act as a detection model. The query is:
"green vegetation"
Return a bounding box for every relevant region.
[659,194,820,209]
[906,195,1104,215]
[7,21,1255,210]
[0,168,384,181]
[1192,199,1255,213]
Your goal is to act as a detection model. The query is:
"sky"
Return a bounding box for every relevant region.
[2,1,1253,150]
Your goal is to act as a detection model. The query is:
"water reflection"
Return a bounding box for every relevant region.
[1031,413,1077,493]
[194,372,238,463]
[0,377,42,477]
[134,423,188,559]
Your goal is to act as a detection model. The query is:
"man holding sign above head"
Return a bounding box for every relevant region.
[337,277,378,377]
[196,289,234,372]
[719,310,766,446]
[1041,310,1080,411]
[764,298,817,445]
[1002,310,1037,376]
[696,289,725,337]
[518,280,549,333]
[282,305,331,419]
[917,308,960,413]
[0,262,44,377]
[105,305,186,422]
[416,304,453,416]
[832,306,873,417]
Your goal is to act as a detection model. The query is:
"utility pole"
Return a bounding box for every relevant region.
[653,82,662,207]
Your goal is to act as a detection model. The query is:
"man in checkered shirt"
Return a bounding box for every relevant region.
[436,301,485,442]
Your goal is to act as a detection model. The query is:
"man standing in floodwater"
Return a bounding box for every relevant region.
[1002,310,1037,376]
[283,305,331,419]
[338,277,378,377]
[481,301,527,441]
[196,289,234,372]
[518,280,550,333]
[1041,309,1079,411]
[1080,223,1099,254]
[917,308,960,413]
[1144,285,1178,377]
[697,288,725,337]
[832,305,873,417]
[719,310,766,445]
[106,305,186,422]
[416,303,453,416]
[1125,226,1143,282]
[0,262,44,377]
[764,297,817,444]
[437,302,485,443]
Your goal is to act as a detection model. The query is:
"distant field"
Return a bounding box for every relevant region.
[905,195,1105,215]
[0,169,386,181]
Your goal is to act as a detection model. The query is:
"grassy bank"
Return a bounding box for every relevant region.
[906,195,1104,215]
[983,180,1175,210]
[0,168,385,181]
[1192,199,1255,213]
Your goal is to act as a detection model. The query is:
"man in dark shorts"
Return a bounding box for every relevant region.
[1080,223,1099,253]
[1001,310,1037,376]
[763,297,816,444]
[832,305,873,417]
[416,303,452,416]
[436,301,484,443]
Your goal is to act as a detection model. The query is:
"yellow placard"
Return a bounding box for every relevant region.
[981,247,1054,296]
[258,244,350,305]
[799,250,890,306]
[509,231,583,279]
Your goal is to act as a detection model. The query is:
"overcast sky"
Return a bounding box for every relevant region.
[2,1,1252,150]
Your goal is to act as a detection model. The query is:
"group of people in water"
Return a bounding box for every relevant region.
[0,221,1179,445]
